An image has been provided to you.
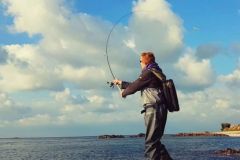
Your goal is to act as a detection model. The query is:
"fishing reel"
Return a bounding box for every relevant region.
[107,81,123,96]
[107,81,115,88]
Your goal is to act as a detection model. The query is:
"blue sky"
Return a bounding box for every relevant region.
[0,0,240,137]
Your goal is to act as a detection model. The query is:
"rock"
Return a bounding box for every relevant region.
[98,135,125,139]
[214,148,240,156]
[130,133,145,138]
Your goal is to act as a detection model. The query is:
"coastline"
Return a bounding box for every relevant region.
[175,131,240,137]
[214,131,240,137]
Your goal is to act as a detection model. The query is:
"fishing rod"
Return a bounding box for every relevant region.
[105,11,133,93]
[105,10,152,93]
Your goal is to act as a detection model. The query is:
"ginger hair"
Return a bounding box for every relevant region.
[141,52,155,65]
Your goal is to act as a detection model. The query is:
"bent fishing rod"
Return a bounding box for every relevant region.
[105,12,133,93]
[105,10,152,93]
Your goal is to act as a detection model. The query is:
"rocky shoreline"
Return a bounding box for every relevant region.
[98,135,125,139]
[175,131,229,137]
[175,131,240,137]
[98,133,145,139]
[175,122,240,137]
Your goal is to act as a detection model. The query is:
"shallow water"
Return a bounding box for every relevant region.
[0,136,240,160]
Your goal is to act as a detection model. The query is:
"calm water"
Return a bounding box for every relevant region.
[0,136,240,160]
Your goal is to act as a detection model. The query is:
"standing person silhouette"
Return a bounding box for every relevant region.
[113,52,172,160]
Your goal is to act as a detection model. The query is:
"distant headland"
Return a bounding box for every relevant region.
[176,123,240,137]
[98,123,240,139]
[221,123,240,131]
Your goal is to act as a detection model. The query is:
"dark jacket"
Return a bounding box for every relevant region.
[121,62,165,106]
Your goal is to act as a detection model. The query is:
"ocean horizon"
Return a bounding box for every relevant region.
[0,135,240,160]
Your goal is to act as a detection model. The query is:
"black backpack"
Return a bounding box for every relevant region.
[149,68,180,112]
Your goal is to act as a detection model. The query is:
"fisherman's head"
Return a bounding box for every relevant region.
[140,52,155,69]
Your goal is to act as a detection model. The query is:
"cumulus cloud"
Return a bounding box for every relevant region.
[17,114,53,126]
[0,92,13,107]
[0,63,63,92]
[174,48,216,91]
[129,0,183,61]
[169,86,240,132]
[54,88,88,104]
[56,65,107,89]
[219,68,240,87]
[1,0,109,91]
[0,93,140,128]
[0,92,32,124]
[0,89,139,127]
[1,0,184,93]
[2,0,68,35]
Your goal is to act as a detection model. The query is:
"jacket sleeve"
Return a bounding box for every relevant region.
[120,81,131,89]
[122,70,152,97]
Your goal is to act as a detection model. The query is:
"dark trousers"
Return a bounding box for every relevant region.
[144,104,172,160]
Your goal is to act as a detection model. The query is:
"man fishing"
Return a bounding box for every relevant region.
[112,52,172,160]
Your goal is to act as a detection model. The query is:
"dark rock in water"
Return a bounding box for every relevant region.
[98,135,125,139]
[130,133,145,138]
[214,148,240,156]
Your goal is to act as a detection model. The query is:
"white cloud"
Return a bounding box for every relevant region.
[0,92,33,124]
[17,114,52,126]
[57,65,107,89]
[54,88,71,102]
[129,0,183,61]
[0,92,13,107]
[174,48,216,90]
[214,99,230,110]
[3,0,69,36]
[53,88,88,104]
[219,68,240,87]
[88,95,105,105]
[25,90,141,126]
[169,86,240,132]
[1,0,185,93]
[0,63,63,92]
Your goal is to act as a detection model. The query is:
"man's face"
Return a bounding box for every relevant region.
[140,56,146,69]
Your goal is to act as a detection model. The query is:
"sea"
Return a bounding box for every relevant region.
[0,135,240,160]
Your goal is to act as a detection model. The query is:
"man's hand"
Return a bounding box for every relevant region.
[112,79,126,98]
[112,79,122,85]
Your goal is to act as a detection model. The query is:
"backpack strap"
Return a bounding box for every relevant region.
[148,68,166,81]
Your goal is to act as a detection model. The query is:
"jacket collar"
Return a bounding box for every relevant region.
[143,62,161,72]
